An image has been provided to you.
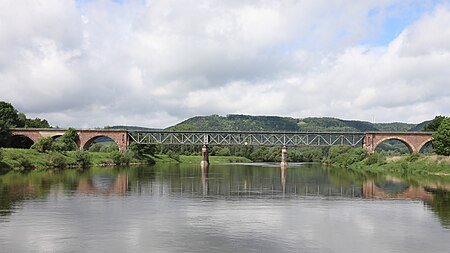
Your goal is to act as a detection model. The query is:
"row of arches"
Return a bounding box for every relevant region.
[8,134,120,151]
[373,138,433,154]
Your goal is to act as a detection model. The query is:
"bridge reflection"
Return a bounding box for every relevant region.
[77,173,129,195]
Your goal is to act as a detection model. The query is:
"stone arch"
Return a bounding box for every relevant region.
[81,135,119,151]
[51,134,63,140]
[10,131,41,143]
[373,137,415,154]
[417,137,434,153]
[9,134,35,148]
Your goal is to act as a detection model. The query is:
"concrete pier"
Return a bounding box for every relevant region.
[280,145,288,168]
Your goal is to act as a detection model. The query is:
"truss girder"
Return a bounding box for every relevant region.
[128,131,365,147]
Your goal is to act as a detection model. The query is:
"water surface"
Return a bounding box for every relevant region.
[1,163,450,252]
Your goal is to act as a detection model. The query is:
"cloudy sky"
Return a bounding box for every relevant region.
[1,0,449,128]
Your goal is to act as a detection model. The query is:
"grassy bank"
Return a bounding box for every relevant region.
[351,154,450,176]
[0,148,252,172]
[0,148,147,171]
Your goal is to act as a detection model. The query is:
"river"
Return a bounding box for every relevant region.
[1,163,450,252]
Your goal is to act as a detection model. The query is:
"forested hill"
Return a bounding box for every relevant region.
[167,115,426,132]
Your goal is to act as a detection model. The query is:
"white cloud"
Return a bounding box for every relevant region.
[0,0,449,128]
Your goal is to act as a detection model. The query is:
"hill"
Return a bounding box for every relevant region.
[168,114,422,132]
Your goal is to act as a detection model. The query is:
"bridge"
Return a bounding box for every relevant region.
[9,128,433,166]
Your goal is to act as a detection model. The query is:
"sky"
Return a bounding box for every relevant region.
[0,0,449,128]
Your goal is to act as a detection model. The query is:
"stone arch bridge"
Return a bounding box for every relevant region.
[9,129,433,164]
[10,128,129,151]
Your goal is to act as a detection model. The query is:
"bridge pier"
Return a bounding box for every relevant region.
[280,145,288,168]
[201,145,209,167]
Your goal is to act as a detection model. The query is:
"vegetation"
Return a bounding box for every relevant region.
[168,114,420,132]
[74,150,91,168]
[324,146,368,167]
[432,117,450,156]
[324,145,450,175]
[31,128,79,153]
[424,116,447,132]
[0,101,50,147]
[89,142,119,152]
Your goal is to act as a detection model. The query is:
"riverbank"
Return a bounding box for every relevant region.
[0,148,252,172]
[350,154,450,176]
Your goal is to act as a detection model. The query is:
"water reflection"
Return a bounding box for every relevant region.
[1,163,450,228]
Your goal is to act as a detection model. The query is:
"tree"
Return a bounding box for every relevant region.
[0,102,20,147]
[25,118,50,128]
[31,137,54,153]
[57,128,79,151]
[432,118,450,156]
[0,101,21,127]
[425,116,447,132]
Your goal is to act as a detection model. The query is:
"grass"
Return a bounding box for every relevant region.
[0,148,253,172]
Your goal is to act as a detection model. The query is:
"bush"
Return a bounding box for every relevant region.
[110,151,133,166]
[365,152,386,165]
[216,147,231,156]
[51,141,67,152]
[47,152,67,168]
[17,157,33,169]
[0,148,3,161]
[75,150,91,168]
[88,142,118,153]
[110,151,123,165]
[58,128,79,151]
[406,153,420,162]
[31,137,54,153]
[167,150,180,162]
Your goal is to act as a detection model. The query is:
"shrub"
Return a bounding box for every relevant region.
[365,152,386,165]
[51,141,67,152]
[47,152,67,168]
[32,137,54,153]
[110,151,123,165]
[217,147,231,156]
[75,150,91,168]
[406,153,420,162]
[0,148,3,161]
[17,157,33,169]
[326,145,367,167]
[58,128,79,151]
[167,150,180,162]
[110,151,133,166]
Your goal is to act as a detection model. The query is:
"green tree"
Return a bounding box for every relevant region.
[425,116,447,132]
[57,128,79,151]
[25,118,50,128]
[432,118,450,156]
[110,151,134,165]
[0,102,21,147]
[31,137,54,153]
[129,142,156,158]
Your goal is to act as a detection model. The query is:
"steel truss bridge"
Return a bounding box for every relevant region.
[128,131,365,147]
